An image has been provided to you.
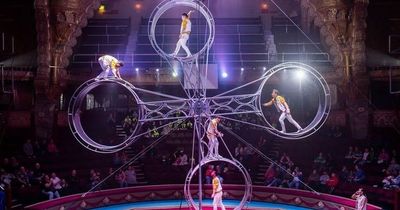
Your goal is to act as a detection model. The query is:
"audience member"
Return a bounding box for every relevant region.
[22,139,35,159]
[353,165,366,184]
[47,139,59,156]
[115,170,127,188]
[41,175,60,200]
[377,149,390,165]
[326,172,339,193]
[307,169,320,188]
[125,165,137,186]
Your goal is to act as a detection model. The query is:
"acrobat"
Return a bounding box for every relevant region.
[170,10,194,57]
[206,118,223,158]
[263,89,302,133]
[211,171,226,210]
[97,55,124,79]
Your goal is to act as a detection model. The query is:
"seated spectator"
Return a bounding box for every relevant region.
[352,147,363,163]
[31,163,44,184]
[41,175,60,200]
[279,153,293,168]
[289,169,303,189]
[344,146,354,159]
[113,152,122,166]
[16,166,31,188]
[353,165,366,183]
[0,169,14,189]
[180,151,188,166]
[319,171,330,185]
[313,152,327,169]
[172,153,182,166]
[22,139,35,159]
[264,164,277,186]
[326,172,339,193]
[115,169,127,188]
[47,139,59,155]
[280,168,292,188]
[33,140,45,157]
[339,166,350,183]
[377,149,390,165]
[386,159,400,175]
[382,171,400,189]
[358,148,370,165]
[67,169,80,194]
[307,169,320,188]
[369,147,376,162]
[234,144,243,161]
[89,169,100,189]
[125,165,137,186]
[50,172,63,195]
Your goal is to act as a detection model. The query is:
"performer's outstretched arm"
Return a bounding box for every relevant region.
[263,100,273,107]
[187,10,195,18]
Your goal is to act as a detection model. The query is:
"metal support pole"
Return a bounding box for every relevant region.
[195,117,203,209]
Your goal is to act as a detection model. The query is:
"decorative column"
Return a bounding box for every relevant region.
[34,0,99,139]
[346,0,370,139]
[299,0,370,139]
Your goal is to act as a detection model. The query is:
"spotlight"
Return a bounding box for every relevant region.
[222,72,228,78]
[135,68,139,72]
[261,3,268,10]
[156,68,159,72]
[134,3,142,10]
[240,67,244,71]
[172,71,178,77]
[263,67,267,71]
[98,4,106,14]
[295,70,305,80]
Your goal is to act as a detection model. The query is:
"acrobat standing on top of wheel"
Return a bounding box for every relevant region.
[206,117,223,158]
[97,54,124,79]
[170,10,195,58]
[263,89,303,133]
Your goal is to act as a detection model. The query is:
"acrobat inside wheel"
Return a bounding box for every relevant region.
[184,157,252,210]
[68,78,142,153]
[258,62,331,140]
[148,0,215,60]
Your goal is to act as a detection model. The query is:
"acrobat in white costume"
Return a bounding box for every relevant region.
[97,55,124,79]
[170,11,194,57]
[211,171,226,210]
[263,89,302,133]
[206,118,223,158]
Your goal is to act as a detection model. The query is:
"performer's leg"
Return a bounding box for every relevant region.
[215,192,226,210]
[97,58,107,78]
[219,195,226,210]
[286,114,302,131]
[111,68,117,78]
[278,112,287,133]
[213,138,219,157]
[208,138,215,157]
[172,38,183,55]
[180,35,192,57]
[213,195,218,210]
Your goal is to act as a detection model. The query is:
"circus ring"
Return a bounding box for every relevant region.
[25,185,381,210]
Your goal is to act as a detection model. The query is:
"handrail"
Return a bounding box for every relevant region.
[278,42,321,45]
[137,33,265,36]
[71,52,331,65]
[87,24,129,28]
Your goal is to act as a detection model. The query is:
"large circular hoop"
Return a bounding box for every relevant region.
[257,62,331,140]
[184,157,252,210]
[68,77,143,153]
[148,0,215,60]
